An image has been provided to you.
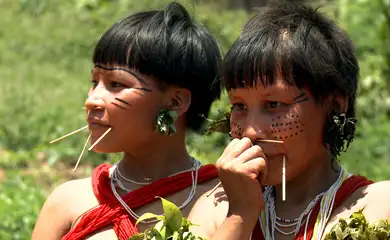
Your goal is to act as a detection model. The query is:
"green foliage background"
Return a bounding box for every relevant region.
[0,0,389,239]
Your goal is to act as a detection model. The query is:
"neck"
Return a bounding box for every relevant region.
[274,151,341,219]
[119,130,193,184]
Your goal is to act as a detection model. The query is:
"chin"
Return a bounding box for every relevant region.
[262,175,282,187]
[88,144,122,154]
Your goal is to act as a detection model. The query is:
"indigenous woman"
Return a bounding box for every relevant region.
[32,2,221,240]
[189,1,390,239]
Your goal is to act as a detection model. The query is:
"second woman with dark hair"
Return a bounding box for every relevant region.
[189,1,390,239]
[32,2,222,240]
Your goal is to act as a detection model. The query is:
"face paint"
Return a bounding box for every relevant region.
[94,64,153,93]
[293,92,309,103]
[271,115,305,140]
[230,120,243,139]
[111,97,131,110]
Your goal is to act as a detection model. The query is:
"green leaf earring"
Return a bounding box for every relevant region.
[154,109,178,136]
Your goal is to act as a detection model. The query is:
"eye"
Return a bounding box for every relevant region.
[110,81,128,88]
[231,103,247,112]
[266,101,282,109]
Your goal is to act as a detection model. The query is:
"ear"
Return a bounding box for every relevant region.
[165,87,192,117]
[332,95,349,113]
[323,94,348,114]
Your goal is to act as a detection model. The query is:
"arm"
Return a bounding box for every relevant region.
[32,181,74,240]
[210,212,258,240]
[189,138,267,239]
[188,187,259,240]
[188,187,226,239]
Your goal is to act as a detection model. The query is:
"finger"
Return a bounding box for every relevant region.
[235,145,266,164]
[228,137,253,158]
[243,157,267,182]
[218,138,241,164]
[222,138,241,156]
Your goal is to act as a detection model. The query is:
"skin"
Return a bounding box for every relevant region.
[188,78,390,240]
[32,65,219,240]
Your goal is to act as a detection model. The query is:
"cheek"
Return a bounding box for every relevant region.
[230,118,244,138]
[270,114,305,141]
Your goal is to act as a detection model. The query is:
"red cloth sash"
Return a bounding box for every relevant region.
[63,163,218,240]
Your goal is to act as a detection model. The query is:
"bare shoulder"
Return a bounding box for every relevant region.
[364,180,390,219]
[32,177,96,240]
[328,180,390,228]
[188,184,229,238]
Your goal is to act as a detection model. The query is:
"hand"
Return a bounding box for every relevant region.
[216,137,267,220]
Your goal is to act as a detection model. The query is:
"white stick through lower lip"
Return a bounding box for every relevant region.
[73,133,92,172]
[49,125,89,144]
[88,127,112,151]
[282,155,286,201]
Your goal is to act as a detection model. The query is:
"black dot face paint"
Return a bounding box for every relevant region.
[269,92,308,140]
[271,114,305,140]
[230,120,243,139]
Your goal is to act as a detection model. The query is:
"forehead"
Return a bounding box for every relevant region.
[229,78,300,97]
[92,65,134,75]
[91,64,153,84]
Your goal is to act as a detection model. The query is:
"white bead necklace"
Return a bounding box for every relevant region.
[109,158,202,224]
[259,168,351,240]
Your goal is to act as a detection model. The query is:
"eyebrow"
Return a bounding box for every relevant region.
[92,64,149,85]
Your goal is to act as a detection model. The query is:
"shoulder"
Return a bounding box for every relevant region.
[188,184,229,238]
[333,179,390,223]
[40,177,94,219]
[51,177,93,204]
[32,177,95,239]
[364,180,390,220]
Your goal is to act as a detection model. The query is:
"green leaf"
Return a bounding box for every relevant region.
[325,209,390,240]
[160,198,183,232]
[136,213,161,226]
[128,233,145,240]
[172,231,181,240]
[149,228,164,240]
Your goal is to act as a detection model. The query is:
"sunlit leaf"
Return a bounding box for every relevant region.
[161,197,183,232]
[135,213,160,226]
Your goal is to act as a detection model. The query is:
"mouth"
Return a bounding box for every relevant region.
[253,140,285,159]
[87,118,111,130]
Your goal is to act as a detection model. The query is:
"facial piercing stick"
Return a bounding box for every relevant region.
[282,155,286,201]
[49,126,89,144]
[206,139,284,198]
[72,133,92,172]
[88,127,112,151]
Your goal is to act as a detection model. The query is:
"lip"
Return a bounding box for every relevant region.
[87,118,110,129]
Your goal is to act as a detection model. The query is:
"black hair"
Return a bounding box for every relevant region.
[221,0,359,157]
[93,2,222,132]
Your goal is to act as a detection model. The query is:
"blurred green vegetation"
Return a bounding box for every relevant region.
[0,0,389,239]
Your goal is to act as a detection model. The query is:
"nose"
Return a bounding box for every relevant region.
[85,95,105,111]
[242,115,268,143]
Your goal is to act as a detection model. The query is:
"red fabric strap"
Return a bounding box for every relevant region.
[63,163,218,240]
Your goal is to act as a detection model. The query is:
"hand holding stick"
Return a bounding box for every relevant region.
[207,139,286,201]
